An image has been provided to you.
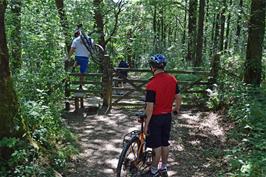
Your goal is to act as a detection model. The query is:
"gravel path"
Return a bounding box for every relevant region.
[63,108,228,177]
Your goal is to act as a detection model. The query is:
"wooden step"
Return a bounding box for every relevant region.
[69,73,103,77]
[70,81,102,85]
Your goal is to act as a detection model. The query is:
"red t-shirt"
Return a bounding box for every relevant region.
[146,72,178,115]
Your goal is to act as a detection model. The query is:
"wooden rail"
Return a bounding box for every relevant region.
[111,67,212,109]
[65,72,103,111]
[65,67,212,111]
[114,67,209,75]
[113,78,210,85]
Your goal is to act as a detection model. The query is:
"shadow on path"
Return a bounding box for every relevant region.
[62,109,228,177]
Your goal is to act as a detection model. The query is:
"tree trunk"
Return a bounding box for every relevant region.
[167,26,173,46]
[195,0,206,66]
[224,0,232,51]
[93,0,106,51]
[153,5,158,51]
[0,0,21,159]
[93,0,110,109]
[55,0,70,52]
[160,8,166,49]
[219,0,226,52]
[186,0,197,63]
[155,7,164,53]
[212,13,220,54]
[181,0,187,45]
[235,0,243,49]
[244,0,265,86]
[55,0,71,110]
[203,0,209,54]
[126,29,133,67]
[10,0,22,72]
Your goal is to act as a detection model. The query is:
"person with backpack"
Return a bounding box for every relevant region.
[143,54,181,177]
[117,60,129,88]
[68,27,94,90]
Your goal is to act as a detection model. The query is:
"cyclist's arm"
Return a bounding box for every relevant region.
[68,39,76,59]
[145,102,154,127]
[145,89,155,130]
[174,83,181,113]
[174,94,181,114]
[68,47,75,59]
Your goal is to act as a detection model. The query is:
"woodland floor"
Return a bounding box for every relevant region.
[62,106,232,177]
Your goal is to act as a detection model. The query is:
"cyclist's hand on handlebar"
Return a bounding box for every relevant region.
[64,57,69,62]
[173,109,180,116]
[144,125,149,136]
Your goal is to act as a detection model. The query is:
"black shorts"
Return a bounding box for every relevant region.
[146,113,172,149]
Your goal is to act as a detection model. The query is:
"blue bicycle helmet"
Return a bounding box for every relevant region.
[149,54,167,69]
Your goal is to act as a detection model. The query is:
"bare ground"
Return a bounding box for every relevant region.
[62,108,230,177]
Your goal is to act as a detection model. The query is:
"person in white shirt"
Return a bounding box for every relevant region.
[68,30,93,90]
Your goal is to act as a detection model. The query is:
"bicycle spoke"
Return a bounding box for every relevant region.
[127,142,138,159]
[90,44,104,65]
[118,138,142,177]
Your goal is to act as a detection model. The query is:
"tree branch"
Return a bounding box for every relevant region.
[105,0,127,45]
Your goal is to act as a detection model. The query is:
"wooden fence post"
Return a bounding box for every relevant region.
[209,53,221,88]
[107,68,113,111]
[101,55,112,112]
[64,60,70,110]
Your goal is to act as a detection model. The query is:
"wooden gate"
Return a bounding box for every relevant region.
[112,68,211,109]
[64,67,214,111]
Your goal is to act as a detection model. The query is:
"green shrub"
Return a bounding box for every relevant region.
[210,56,266,176]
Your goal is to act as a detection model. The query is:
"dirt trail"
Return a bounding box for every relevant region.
[63,108,228,177]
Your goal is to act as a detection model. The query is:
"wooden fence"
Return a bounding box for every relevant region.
[111,68,211,109]
[65,67,214,111]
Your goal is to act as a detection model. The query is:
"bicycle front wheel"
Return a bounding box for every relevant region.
[116,136,142,177]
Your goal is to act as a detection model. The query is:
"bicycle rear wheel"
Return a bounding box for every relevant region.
[117,136,143,177]
[89,44,104,65]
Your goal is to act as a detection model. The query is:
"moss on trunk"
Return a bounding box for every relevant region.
[0,77,19,138]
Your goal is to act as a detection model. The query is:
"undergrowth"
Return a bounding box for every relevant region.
[0,59,78,177]
[207,55,266,177]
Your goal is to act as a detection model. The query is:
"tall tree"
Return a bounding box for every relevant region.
[235,0,243,49]
[10,0,22,71]
[244,0,266,85]
[219,0,226,52]
[212,13,220,54]
[203,0,209,54]
[55,0,70,51]
[195,0,206,66]
[187,0,197,63]
[125,28,133,67]
[0,0,21,161]
[93,0,125,109]
[224,0,232,51]
[93,0,108,109]
[181,0,188,45]
[153,5,159,51]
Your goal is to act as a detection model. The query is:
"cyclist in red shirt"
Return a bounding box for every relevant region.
[144,54,181,177]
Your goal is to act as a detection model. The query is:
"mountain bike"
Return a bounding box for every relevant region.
[80,34,104,66]
[116,113,153,177]
[116,110,179,177]
[71,24,105,68]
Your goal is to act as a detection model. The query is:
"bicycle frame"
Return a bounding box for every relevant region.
[121,115,148,165]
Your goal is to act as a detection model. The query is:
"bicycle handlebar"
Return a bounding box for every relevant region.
[173,110,178,115]
[135,110,178,123]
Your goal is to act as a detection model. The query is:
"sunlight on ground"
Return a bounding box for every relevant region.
[65,110,226,177]
[105,158,119,169]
